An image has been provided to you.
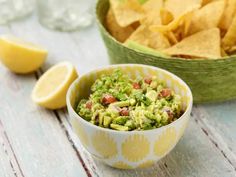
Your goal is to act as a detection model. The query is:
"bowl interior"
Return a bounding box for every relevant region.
[68,64,192,115]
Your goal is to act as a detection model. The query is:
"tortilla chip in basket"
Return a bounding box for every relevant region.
[222,15,236,49]
[182,11,194,37]
[221,48,228,57]
[140,0,163,26]
[150,6,199,33]
[163,28,221,59]
[109,0,145,27]
[166,31,179,45]
[125,40,167,57]
[106,9,138,42]
[126,25,170,50]
[187,0,225,35]
[228,46,236,54]
[160,8,174,25]
[164,0,202,18]
[142,0,163,12]
[201,0,216,5]
[219,0,236,31]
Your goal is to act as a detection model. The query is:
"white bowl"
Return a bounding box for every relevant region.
[66,64,193,169]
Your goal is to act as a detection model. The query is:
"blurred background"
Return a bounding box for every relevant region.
[0,0,96,31]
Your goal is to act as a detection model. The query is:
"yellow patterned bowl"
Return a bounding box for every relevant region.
[66,64,193,169]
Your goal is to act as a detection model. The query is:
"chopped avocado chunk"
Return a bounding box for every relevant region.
[112,116,129,125]
[103,116,112,128]
[110,100,130,107]
[110,124,129,131]
[146,90,157,102]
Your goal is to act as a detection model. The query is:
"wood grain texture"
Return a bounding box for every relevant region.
[0,22,23,177]
[0,146,16,177]
[0,121,21,177]
[2,14,109,177]
[58,110,100,177]
[0,66,87,177]
[62,111,236,177]
[193,103,236,169]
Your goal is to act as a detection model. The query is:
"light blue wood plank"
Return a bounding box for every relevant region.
[92,118,236,177]
[0,128,19,177]
[58,110,101,177]
[200,100,236,152]
[194,101,236,168]
[0,21,23,177]
[0,147,16,177]
[0,65,87,177]
[3,14,109,177]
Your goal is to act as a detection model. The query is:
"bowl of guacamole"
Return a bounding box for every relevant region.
[67,64,192,169]
[76,69,183,131]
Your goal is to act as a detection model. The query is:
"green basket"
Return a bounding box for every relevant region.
[96,0,236,103]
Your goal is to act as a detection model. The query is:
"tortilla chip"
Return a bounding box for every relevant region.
[160,8,174,25]
[110,0,145,27]
[173,24,185,41]
[140,0,163,25]
[106,9,138,42]
[164,0,202,18]
[125,40,167,57]
[183,11,194,37]
[126,25,170,50]
[140,10,162,26]
[166,31,179,45]
[150,9,196,33]
[201,0,215,5]
[163,28,221,59]
[219,0,236,31]
[221,48,228,57]
[142,0,163,11]
[222,15,236,49]
[188,0,225,35]
[228,46,236,53]
[170,10,195,39]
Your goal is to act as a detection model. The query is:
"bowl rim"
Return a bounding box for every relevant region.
[66,64,193,135]
[95,0,236,62]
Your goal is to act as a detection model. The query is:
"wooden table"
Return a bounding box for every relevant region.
[0,15,236,177]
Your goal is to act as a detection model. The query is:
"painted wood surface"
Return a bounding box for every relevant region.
[61,110,236,177]
[0,65,88,177]
[0,123,20,177]
[0,17,88,177]
[193,103,236,169]
[0,24,23,177]
[0,14,236,177]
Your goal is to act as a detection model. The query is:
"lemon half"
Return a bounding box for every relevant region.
[32,62,78,109]
[0,35,48,74]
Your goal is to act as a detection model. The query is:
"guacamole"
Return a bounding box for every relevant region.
[76,70,183,131]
